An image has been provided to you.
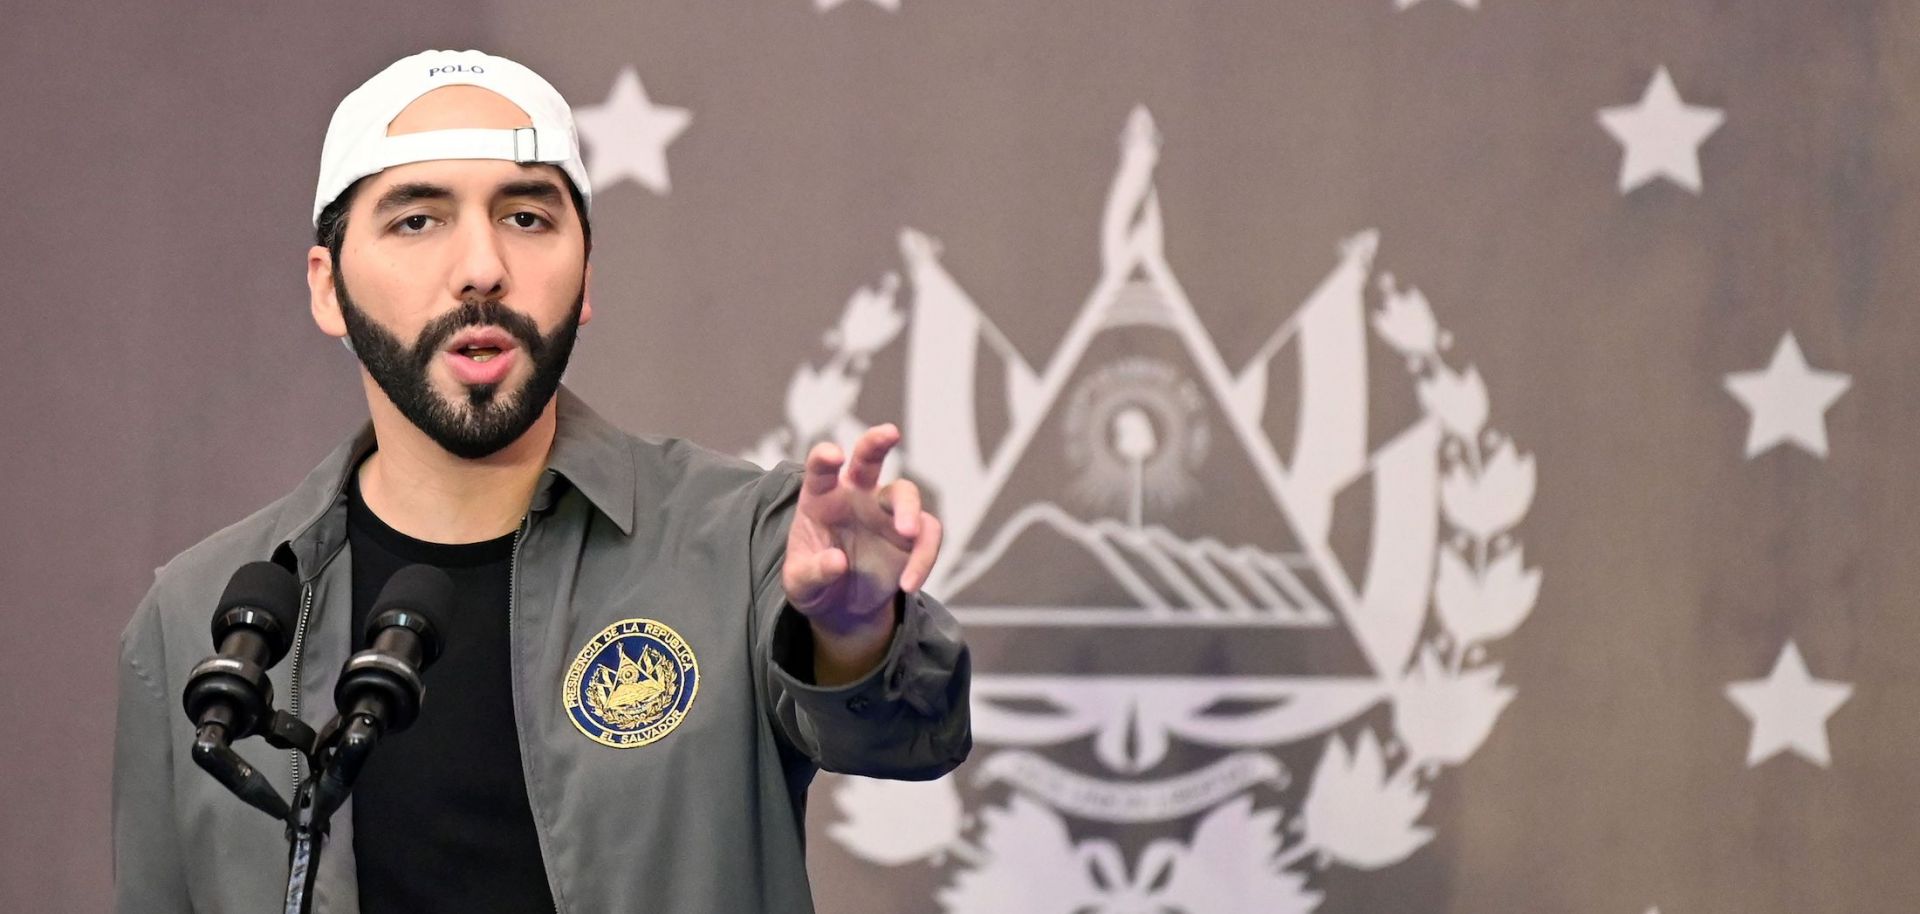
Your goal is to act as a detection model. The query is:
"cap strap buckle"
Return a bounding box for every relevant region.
[512,126,538,164]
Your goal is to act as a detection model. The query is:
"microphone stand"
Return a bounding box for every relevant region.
[191,704,379,914]
[282,712,384,914]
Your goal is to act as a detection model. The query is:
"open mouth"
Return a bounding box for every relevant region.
[457,344,505,362]
[441,326,522,385]
[445,327,520,362]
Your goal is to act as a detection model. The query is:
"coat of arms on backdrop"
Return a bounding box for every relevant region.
[743,106,1540,912]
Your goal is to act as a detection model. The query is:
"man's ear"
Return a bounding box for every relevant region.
[579,261,594,327]
[308,245,347,339]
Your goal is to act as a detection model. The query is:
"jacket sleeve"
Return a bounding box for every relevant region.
[113,579,195,913]
[750,466,972,780]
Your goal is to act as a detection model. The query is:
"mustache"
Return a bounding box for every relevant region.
[408,297,549,369]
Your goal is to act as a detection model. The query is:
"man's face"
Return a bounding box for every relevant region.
[311,86,592,459]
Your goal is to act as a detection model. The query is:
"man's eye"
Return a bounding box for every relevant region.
[507,212,549,229]
[398,214,433,233]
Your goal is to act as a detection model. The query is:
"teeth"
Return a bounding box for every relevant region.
[470,352,496,363]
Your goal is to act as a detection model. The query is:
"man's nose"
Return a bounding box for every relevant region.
[451,212,509,299]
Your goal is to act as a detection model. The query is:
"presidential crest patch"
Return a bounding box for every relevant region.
[564,618,700,748]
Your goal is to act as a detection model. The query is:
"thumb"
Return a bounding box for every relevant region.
[782,545,848,610]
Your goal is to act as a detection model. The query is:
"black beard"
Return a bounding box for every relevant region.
[335,272,584,460]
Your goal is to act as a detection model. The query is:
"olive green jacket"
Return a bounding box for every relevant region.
[113,388,972,913]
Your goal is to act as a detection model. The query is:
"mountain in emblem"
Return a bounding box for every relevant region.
[946,502,1335,626]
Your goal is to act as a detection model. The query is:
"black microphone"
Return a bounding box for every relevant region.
[181,561,301,820]
[335,564,451,739]
[182,561,301,738]
[309,565,450,819]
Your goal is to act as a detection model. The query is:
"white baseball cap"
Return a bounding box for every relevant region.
[312,49,592,227]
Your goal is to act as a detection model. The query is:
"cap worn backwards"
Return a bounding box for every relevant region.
[312,49,592,227]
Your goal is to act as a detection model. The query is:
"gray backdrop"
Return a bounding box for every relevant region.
[5,1,1919,911]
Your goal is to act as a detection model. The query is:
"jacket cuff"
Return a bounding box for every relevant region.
[769,593,916,720]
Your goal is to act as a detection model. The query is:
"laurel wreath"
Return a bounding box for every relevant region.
[1372,269,1540,698]
[1275,270,1541,875]
[740,274,905,470]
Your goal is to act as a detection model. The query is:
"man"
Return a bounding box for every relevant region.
[113,49,970,913]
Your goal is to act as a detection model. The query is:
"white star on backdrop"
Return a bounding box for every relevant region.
[817,0,900,11]
[1723,332,1851,459]
[1725,641,1853,768]
[1597,66,1725,194]
[573,67,691,196]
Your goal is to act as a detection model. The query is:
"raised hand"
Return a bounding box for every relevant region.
[782,424,943,647]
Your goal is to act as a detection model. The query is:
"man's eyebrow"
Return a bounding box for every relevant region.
[371,182,453,214]
[497,180,565,207]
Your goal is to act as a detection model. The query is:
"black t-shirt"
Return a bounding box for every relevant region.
[346,471,555,912]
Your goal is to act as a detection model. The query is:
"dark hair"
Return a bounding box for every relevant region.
[313,172,594,270]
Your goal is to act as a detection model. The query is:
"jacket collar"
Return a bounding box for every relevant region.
[540,386,637,534]
[271,387,636,576]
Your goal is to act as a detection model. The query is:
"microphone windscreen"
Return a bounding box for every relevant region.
[212,561,303,651]
[369,564,454,638]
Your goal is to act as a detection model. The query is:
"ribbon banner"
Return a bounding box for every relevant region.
[975,749,1289,824]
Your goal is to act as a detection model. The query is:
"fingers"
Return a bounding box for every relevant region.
[782,545,848,608]
[804,424,899,495]
[845,423,900,490]
[876,479,922,539]
[802,441,845,497]
[899,512,943,594]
